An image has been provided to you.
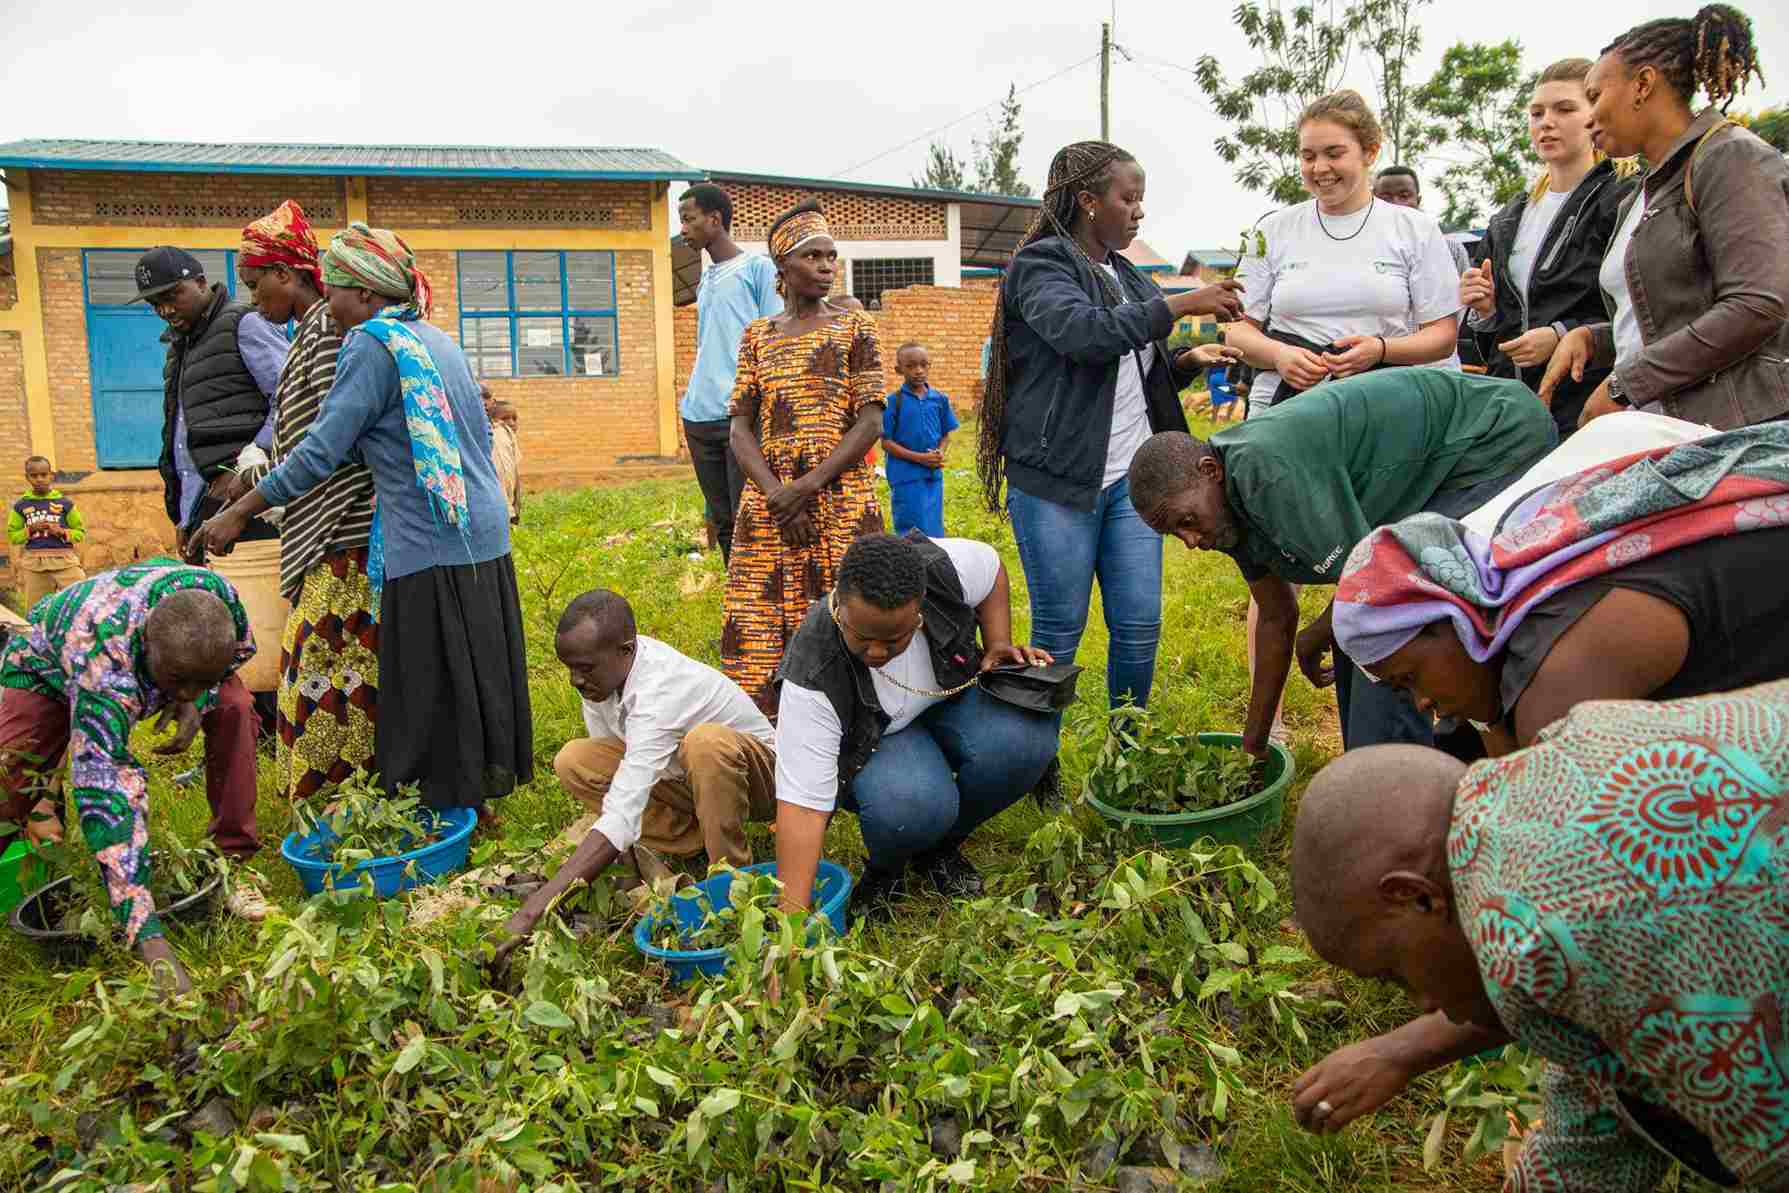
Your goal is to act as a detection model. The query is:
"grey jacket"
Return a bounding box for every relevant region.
[1591,107,1789,428]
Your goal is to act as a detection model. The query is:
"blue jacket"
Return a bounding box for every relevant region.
[996,236,1198,510]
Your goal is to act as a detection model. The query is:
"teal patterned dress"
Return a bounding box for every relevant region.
[0,561,253,944]
[1451,678,1789,1190]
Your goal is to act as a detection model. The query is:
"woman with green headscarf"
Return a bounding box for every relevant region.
[196,223,531,816]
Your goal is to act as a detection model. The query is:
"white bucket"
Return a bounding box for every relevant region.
[209,538,289,693]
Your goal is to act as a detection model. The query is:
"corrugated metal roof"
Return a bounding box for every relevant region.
[707,170,1039,208]
[1183,249,1242,269]
[0,139,702,180]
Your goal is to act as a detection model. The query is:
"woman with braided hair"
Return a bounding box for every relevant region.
[1541,4,1788,429]
[979,141,1243,716]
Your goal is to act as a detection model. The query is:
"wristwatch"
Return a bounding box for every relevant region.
[1606,372,1633,408]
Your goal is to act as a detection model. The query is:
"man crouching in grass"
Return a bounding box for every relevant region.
[492,590,777,964]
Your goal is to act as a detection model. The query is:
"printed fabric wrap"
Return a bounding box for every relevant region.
[238,199,322,289]
[352,311,473,613]
[1451,677,1789,1188]
[1332,422,1789,667]
[768,208,831,260]
[321,222,433,319]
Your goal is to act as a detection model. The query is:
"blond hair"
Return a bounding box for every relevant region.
[1524,58,1637,203]
[1297,90,1384,156]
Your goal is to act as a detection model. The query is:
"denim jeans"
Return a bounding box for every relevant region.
[683,418,745,564]
[842,687,1058,871]
[1007,476,1164,707]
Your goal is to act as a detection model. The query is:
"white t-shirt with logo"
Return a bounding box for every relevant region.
[1508,188,1571,301]
[1099,262,1158,488]
[1238,199,1464,408]
[1600,192,1648,367]
[775,538,1002,814]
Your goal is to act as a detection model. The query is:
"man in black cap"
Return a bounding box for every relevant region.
[134,247,288,554]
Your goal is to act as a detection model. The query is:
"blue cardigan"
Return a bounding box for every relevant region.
[257,321,511,582]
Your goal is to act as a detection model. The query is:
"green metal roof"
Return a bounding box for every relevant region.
[0,139,702,181]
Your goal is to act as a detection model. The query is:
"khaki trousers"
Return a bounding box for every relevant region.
[18,555,86,610]
[553,724,776,869]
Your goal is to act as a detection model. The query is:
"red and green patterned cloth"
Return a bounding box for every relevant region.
[1452,678,1789,1189]
[0,561,253,944]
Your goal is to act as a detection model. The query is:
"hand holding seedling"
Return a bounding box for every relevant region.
[491,825,621,971]
[151,701,203,756]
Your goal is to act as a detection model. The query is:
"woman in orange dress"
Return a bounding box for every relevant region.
[723,201,886,715]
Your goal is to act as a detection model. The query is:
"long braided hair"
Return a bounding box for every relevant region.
[1603,5,1764,112]
[976,140,1137,513]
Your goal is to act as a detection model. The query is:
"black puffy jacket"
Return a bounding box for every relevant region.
[1470,159,1640,433]
[996,236,1198,511]
[158,284,272,528]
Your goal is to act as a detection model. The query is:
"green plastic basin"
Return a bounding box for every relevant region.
[1086,733,1296,850]
[0,839,46,917]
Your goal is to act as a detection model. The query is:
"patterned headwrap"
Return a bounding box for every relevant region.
[239,199,322,289]
[1332,423,1789,668]
[322,222,434,319]
[769,207,831,259]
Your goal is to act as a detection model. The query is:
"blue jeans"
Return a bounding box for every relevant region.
[1007,476,1164,707]
[842,687,1058,871]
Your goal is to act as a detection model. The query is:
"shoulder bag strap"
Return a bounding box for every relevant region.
[1683,118,1739,217]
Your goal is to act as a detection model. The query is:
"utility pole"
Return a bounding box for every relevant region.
[1099,21,1111,141]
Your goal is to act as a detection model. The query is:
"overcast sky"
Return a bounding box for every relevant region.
[6,0,1786,257]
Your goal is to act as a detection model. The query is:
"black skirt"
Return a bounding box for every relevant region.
[375,554,534,809]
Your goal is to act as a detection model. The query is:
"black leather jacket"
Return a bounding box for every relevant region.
[1469,159,1639,433]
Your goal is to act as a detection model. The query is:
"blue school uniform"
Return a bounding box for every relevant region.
[882,383,959,536]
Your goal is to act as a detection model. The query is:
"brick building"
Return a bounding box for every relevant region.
[669,173,1055,415]
[0,139,700,575]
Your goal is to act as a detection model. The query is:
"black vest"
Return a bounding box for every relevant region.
[158,285,270,526]
[776,533,982,799]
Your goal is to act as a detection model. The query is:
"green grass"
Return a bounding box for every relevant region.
[0,418,1522,1191]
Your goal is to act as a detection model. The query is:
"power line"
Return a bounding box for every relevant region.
[832,53,1101,180]
[1122,55,1220,118]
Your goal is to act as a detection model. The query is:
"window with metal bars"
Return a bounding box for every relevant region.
[849,257,933,307]
[457,250,620,379]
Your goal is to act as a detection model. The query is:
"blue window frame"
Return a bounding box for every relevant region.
[83,248,240,469]
[457,251,620,380]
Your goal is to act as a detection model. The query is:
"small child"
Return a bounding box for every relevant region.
[8,455,86,609]
[881,343,959,537]
[484,389,522,526]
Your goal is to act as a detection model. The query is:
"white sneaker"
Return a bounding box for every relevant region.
[223,873,272,921]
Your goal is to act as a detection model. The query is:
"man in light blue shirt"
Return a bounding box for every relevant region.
[678,185,782,564]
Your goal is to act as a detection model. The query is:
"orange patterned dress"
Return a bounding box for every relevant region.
[722,310,886,715]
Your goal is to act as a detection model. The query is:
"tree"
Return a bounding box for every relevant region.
[972,85,1032,197]
[1736,107,1788,154]
[1411,40,1538,228]
[1349,0,1429,168]
[1195,1,1358,205]
[913,141,968,191]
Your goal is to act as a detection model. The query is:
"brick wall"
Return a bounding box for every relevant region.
[0,252,16,309]
[875,285,997,410]
[30,171,346,227]
[367,178,653,230]
[0,331,30,470]
[38,248,97,470]
[728,184,946,243]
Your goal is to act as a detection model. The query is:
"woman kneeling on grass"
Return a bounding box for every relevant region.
[195,224,531,819]
[773,533,1058,919]
[1329,421,1789,756]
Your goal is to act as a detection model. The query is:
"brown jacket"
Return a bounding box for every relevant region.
[1591,107,1789,428]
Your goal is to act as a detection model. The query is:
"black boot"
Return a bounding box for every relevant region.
[850,864,908,923]
[912,845,983,898]
[1031,755,1065,812]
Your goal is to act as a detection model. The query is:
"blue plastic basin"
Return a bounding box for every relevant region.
[281,806,477,897]
[633,860,852,984]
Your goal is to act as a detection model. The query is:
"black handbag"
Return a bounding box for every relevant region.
[975,661,1084,713]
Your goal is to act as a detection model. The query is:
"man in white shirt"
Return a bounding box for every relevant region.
[493,589,775,962]
[772,534,1059,920]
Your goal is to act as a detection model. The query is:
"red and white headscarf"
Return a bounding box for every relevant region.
[239,199,323,289]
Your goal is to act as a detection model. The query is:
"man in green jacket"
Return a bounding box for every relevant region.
[1127,370,1556,755]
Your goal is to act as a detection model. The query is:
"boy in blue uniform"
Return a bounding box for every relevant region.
[881,343,959,536]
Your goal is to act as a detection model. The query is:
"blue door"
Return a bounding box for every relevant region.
[84,249,235,469]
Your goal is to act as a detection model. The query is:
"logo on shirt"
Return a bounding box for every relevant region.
[1315,543,1346,573]
[1372,260,1401,275]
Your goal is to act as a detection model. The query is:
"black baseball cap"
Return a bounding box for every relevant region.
[132,247,206,303]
